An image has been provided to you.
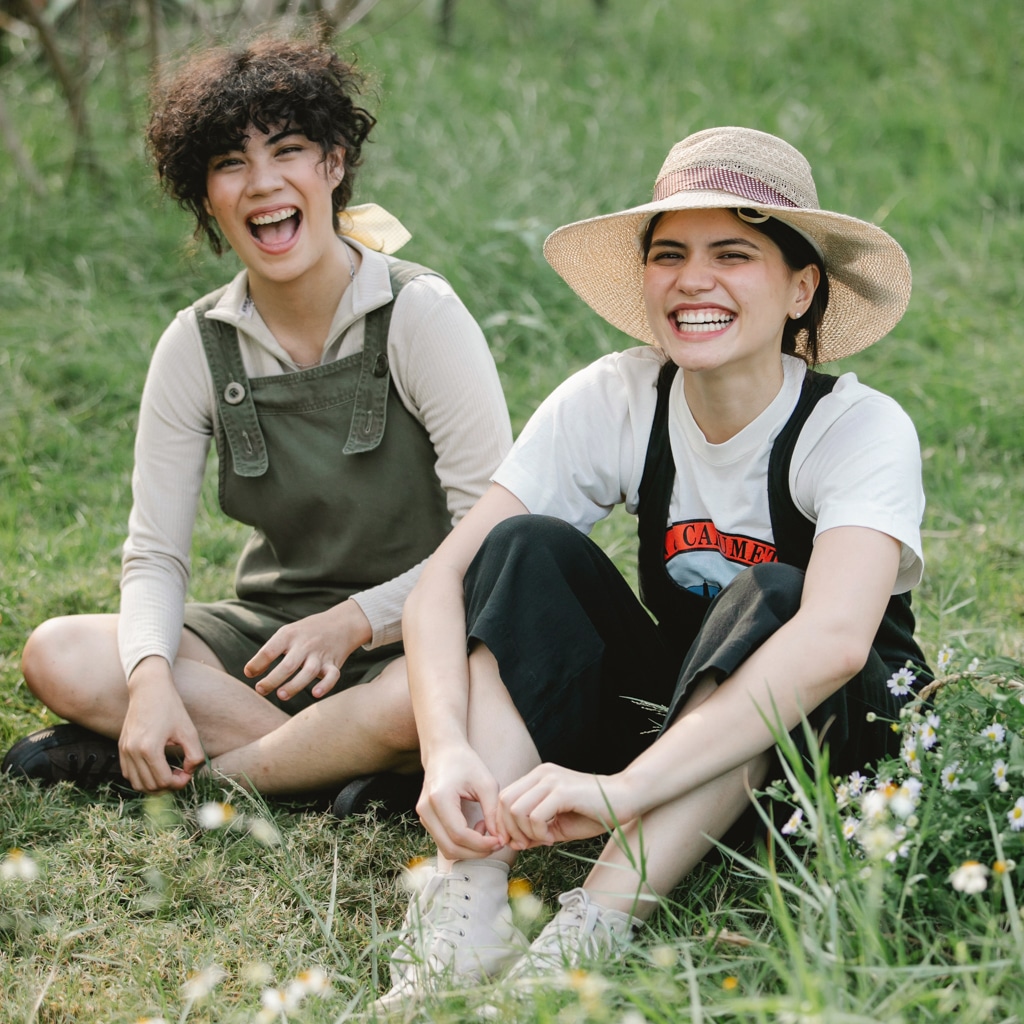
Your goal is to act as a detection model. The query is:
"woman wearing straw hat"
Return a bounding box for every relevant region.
[375,125,931,1007]
[3,35,511,804]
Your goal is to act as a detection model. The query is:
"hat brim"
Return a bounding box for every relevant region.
[542,190,911,363]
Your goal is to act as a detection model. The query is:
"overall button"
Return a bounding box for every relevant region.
[372,353,389,377]
[223,382,246,405]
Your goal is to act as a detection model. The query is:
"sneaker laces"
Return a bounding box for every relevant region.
[65,747,122,787]
[513,888,639,976]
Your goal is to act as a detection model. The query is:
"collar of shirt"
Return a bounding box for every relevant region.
[202,239,397,374]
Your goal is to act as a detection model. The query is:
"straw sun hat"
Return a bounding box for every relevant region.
[542,126,911,364]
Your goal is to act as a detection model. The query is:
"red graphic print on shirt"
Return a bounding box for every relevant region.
[664,520,777,568]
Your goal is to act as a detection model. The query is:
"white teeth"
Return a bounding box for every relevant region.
[249,207,298,226]
[675,310,734,332]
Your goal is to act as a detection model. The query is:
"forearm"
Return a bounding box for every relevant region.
[402,560,474,765]
[618,613,862,818]
[619,528,900,818]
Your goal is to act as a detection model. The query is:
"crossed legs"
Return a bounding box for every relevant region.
[20,613,420,795]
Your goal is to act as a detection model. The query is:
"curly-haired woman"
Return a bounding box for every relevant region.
[4,35,511,806]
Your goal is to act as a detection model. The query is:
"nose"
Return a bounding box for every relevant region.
[672,257,714,295]
[245,156,282,197]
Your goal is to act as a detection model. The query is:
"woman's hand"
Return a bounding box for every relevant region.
[417,744,507,862]
[245,600,373,701]
[497,764,638,850]
[121,658,206,792]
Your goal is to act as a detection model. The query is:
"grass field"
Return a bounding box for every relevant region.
[1,0,1023,1020]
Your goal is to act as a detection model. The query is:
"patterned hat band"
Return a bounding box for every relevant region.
[652,167,800,209]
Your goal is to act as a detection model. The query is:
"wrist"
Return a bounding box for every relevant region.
[335,598,373,648]
[126,655,174,694]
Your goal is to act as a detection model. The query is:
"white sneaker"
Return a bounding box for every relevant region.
[375,858,526,1013]
[506,887,641,980]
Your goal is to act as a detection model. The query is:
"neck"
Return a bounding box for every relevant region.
[248,236,356,355]
[682,358,786,444]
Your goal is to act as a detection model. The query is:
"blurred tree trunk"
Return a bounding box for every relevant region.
[11,0,97,174]
[144,0,162,85]
[0,86,45,195]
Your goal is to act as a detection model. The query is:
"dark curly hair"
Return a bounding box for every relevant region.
[147,35,377,254]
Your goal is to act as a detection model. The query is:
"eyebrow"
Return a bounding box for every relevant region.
[266,128,302,146]
[649,236,762,252]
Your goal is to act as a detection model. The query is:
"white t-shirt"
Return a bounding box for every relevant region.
[494,348,925,598]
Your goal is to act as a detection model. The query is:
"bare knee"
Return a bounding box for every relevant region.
[362,662,419,753]
[21,614,123,716]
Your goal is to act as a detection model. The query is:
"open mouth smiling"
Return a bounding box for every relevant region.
[674,310,735,333]
[247,206,302,245]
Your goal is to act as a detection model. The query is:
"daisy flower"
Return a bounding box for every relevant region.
[917,715,939,750]
[781,808,803,836]
[949,860,988,894]
[0,849,39,882]
[848,771,867,797]
[936,645,954,672]
[941,762,961,791]
[886,666,917,696]
[841,817,860,841]
[1008,797,1024,832]
[197,802,236,830]
[981,722,1007,744]
[901,738,921,775]
[181,965,226,1001]
[993,759,1009,788]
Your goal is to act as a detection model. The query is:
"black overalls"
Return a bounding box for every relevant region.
[463,361,930,779]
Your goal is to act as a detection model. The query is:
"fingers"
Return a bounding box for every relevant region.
[247,632,344,701]
[417,774,505,862]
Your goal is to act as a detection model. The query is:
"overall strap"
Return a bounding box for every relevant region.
[766,369,837,569]
[636,359,683,615]
[196,287,270,478]
[196,259,444,472]
[342,258,440,454]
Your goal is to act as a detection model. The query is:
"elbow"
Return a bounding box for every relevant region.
[825,630,874,689]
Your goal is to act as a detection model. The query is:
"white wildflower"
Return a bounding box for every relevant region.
[181,965,226,1001]
[901,738,921,775]
[993,759,1009,788]
[862,789,888,822]
[293,967,330,996]
[886,667,916,696]
[248,817,282,846]
[841,817,859,841]
[941,762,961,791]
[781,808,803,836]
[649,945,677,968]
[1009,797,1024,832]
[936,645,954,672]
[949,860,988,894]
[0,849,39,882]
[982,722,1006,745]
[967,657,981,673]
[917,718,938,751]
[890,783,919,819]
[197,802,236,830]
[848,771,867,796]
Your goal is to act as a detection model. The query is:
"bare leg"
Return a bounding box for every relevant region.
[581,674,770,919]
[21,613,420,794]
[437,644,541,870]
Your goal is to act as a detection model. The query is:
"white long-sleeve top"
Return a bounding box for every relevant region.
[118,240,512,680]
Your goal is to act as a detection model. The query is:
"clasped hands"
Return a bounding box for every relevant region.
[416,746,639,862]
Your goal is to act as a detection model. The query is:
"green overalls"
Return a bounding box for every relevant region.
[182,260,452,713]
